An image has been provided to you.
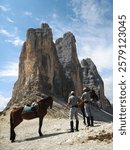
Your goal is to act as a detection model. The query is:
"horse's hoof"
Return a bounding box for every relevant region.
[39,134,43,137]
[11,140,14,143]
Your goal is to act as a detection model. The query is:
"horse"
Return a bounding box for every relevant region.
[90,89,99,102]
[10,96,53,142]
[78,99,86,124]
[78,90,99,125]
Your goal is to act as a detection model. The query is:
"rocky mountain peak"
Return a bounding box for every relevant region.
[81,58,112,112]
[63,32,76,42]
[55,32,77,66]
[41,23,50,29]
[7,23,112,113]
[55,32,82,95]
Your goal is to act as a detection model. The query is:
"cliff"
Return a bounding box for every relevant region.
[9,23,64,105]
[81,58,112,112]
[7,23,112,113]
[55,32,83,96]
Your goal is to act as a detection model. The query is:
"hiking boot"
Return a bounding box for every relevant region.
[70,121,74,132]
[76,120,79,131]
[90,116,94,126]
[87,117,90,126]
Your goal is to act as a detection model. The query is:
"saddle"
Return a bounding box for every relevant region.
[22,105,39,113]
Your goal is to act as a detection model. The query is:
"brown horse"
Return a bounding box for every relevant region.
[10,96,53,142]
[78,99,86,124]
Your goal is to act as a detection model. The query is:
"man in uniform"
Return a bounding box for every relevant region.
[81,87,94,126]
[65,91,80,132]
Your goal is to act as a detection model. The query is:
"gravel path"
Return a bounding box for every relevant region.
[0,109,112,150]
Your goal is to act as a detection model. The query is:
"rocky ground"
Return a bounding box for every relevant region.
[0,102,113,150]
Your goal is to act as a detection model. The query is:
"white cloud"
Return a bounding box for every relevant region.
[0,5,10,12]
[7,17,14,23]
[91,48,112,72]
[70,0,112,26]
[6,36,24,47]
[0,62,18,77]
[0,28,14,37]
[78,46,113,72]
[0,28,24,47]
[24,11,33,17]
[52,13,58,19]
[103,75,113,102]
[0,94,10,111]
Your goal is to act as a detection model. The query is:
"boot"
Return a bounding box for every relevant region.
[90,116,94,126]
[76,120,79,131]
[87,117,90,126]
[83,119,86,125]
[82,109,86,125]
[70,121,74,132]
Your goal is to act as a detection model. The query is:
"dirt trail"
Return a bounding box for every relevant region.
[0,106,112,150]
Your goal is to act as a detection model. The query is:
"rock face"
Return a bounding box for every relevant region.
[8,23,112,113]
[9,23,64,105]
[81,58,112,112]
[55,32,83,96]
[81,58,102,95]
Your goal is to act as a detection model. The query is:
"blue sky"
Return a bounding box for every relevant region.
[0,0,113,111]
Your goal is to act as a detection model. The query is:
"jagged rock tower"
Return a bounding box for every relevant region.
[8,23,112,113]
[55,32,83,96]
[8,23,82,106]
[81,58,112,112]
[9,24,62,105]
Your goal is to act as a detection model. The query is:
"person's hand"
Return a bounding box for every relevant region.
[64,105,68,110]
[84,100,87,103]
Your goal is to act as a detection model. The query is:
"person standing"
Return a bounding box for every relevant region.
[81,87,94,126]
[65,91,80,132]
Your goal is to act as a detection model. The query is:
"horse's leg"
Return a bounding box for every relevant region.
[82,108,86,125]
[10,112,16,142]
[38,117,43,136]
[10,126,16,143]
[10,112,23,142]
[10,125,13,141]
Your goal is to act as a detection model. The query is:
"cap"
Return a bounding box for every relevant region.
[83,87,87,91]
[70,91,75,95]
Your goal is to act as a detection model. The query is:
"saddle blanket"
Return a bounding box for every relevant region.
[23,105,33,113]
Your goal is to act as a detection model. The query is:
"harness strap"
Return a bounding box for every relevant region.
[71,105,78,108]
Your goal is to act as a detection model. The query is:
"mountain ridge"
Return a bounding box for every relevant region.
[6,23,112,113]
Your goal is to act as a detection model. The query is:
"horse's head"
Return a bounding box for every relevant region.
[38,96,53,109]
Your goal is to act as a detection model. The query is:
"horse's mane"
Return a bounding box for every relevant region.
[12,106,23,110]
[38,96,52,103]
[90,90,99,100]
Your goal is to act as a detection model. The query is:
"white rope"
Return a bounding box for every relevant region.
[100,109,113,117]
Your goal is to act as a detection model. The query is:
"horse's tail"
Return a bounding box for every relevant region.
[78,99,84,109]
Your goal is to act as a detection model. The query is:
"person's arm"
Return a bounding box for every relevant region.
[81,94,84,101]
[64,98,70,110]
[82,94,88,102]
